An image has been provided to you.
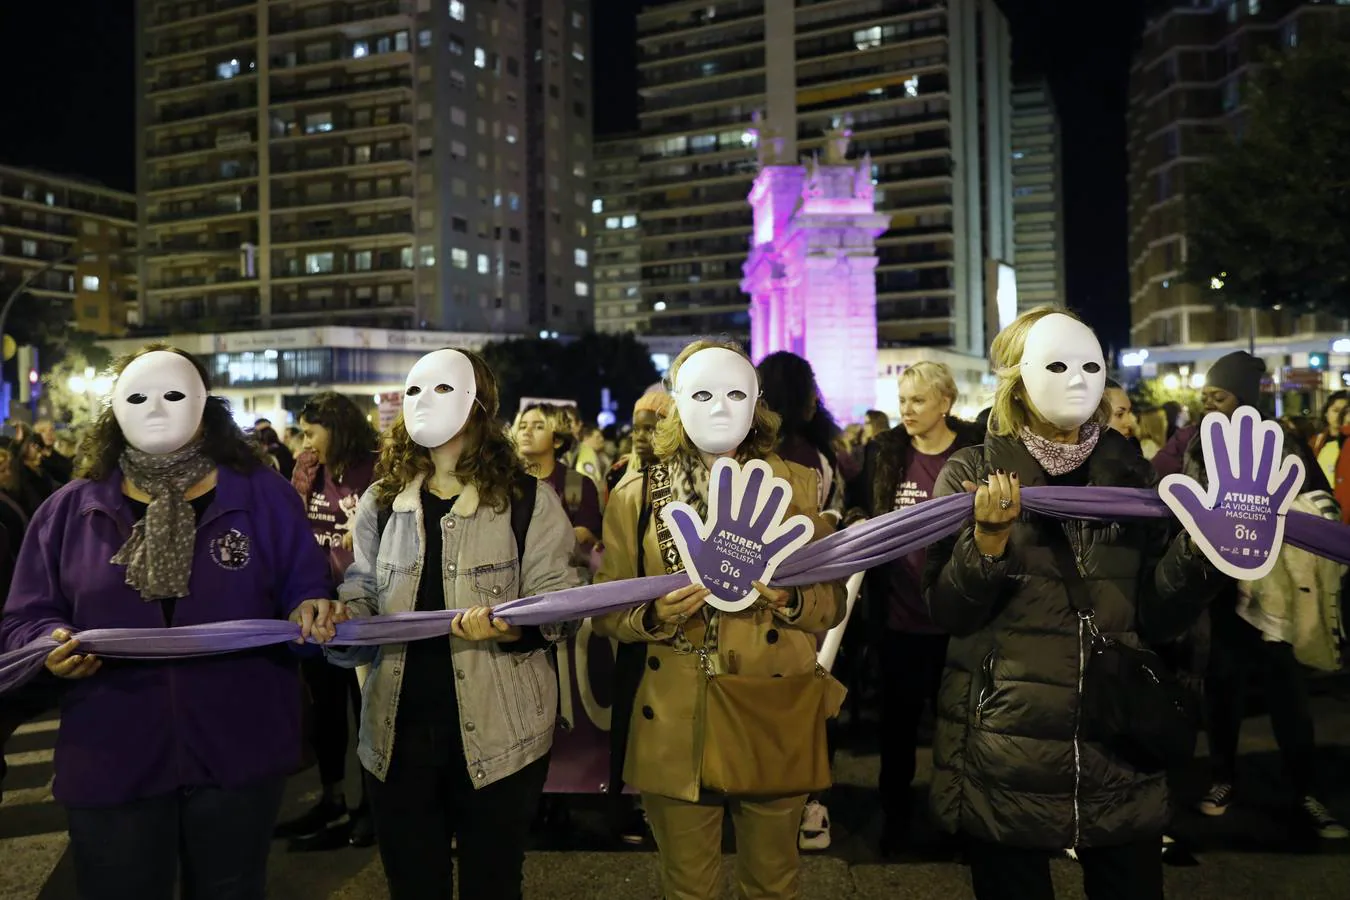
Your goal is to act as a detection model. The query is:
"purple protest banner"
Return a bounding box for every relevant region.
[1160,408,1305,580]
[544,618,627,794]
[663,458,814,612]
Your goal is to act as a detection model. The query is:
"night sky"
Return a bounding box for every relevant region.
[0,0,1145,350]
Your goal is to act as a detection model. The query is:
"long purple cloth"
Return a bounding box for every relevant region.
[3,486,1349,694]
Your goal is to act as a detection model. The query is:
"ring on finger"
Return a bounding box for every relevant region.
[998,498,1013,510]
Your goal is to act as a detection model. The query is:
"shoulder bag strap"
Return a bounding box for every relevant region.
[635,465,653,579]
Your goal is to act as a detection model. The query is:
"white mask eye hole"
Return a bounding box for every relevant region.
[1046,362,1068,374]
[691,390,713,402]
[127,393,149,405]
[434,383,454,394]
[164,390,186,402]
[406,385,422,397]
[727,390,747,401]
[1083,362,1102,374]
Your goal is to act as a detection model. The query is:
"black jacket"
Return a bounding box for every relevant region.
[923,429,1219,849]
[850,417,987,518]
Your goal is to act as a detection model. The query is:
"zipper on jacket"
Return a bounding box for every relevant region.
[1072,613,1085,849]
[974,650,997,723]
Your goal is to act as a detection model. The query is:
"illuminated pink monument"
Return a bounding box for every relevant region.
[743,124,889,423]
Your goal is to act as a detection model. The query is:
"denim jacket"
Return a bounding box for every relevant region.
[329,473,580,788]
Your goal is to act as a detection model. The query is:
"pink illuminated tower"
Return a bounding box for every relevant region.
[742,123,890,423]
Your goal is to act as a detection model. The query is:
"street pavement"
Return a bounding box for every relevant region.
[4,679,1350,900]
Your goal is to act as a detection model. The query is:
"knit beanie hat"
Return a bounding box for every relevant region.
[1204,351,1266,408]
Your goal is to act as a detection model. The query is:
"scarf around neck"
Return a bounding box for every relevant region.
[111,443,217,601]
[1019,423,1101,477]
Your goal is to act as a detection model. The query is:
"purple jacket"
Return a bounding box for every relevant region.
[1151,426,1198,478]
[0,464,331,808]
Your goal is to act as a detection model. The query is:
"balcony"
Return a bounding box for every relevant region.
[271,143,414,178]
[146,164,260,195]
[146,23,258,63]
[147,270,258,293]
[269,1,413,37]
[144,235,256,258]
[146,131,257,161]
[148,93,258,130]
[148,199,260,225]
[272,183,413,212]
[270,75,413,108]
[270,111,413,143]
[638,4,764,43]
[271,216,414,247]
[146,0,255,32]
[147,64,258,97]
[271,260,414,285]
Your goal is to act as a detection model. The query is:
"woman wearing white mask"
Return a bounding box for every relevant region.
[0,345,337,900]
[328,348,580,900]
[922,308,1220,899]
[593,340,845,900]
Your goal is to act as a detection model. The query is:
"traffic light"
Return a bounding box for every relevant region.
[16,345,37,403]
[1309,352,1326,370]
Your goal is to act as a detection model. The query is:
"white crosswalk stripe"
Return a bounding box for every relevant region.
[1,713,68,900]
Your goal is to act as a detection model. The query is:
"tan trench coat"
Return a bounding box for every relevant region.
[592,454,846,802]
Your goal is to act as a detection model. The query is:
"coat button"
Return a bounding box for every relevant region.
[492,586,501,594]
[647,656,660,671]
[642,705,654,720]
[465,722,475,733]
[766,629,779,645]
[476,770,485,780]
[448,564,456,574]
[456,669,466,680]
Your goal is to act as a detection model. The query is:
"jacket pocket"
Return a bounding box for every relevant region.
[375,559,417,592]
[974,649,998,724]
[470,561,518,604]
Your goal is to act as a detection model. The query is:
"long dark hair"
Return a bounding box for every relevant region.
[372,350,528,512]
[756,351,841,467]
[80,344,262,481]
[299,392,379,479]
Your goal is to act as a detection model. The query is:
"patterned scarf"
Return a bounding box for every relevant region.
[111,443,217,601]
[1019,423,1100,477]
[653,453,721,654]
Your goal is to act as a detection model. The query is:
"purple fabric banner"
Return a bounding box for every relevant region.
[3,486,1349,697]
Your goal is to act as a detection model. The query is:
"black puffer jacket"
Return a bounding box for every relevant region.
[923,429,1220,849]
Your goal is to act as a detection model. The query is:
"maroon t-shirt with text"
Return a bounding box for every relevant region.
[885,445,955,633]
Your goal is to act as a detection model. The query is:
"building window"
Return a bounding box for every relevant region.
[572,43,585,62]
[450,69,466,90]
[572,11,584,29]
[21,239,37,257]
[304,112,333,134]
[1247,0,1259,15]
[452,248,469,268]
[507,56,519,76]
[451,140,467,160]
[453,178,467,197]
[1283,21,1298,47]
[1226,1,1238,23]
[854,26,882,50]
[605,216,620,229]
[352,41,370,59]
[305,252,335,274]
[622,214,637,229]
[1222,77,1239,111]
[474,47,487,68]
[420,245,436,267]
[418,101,432,119]
[452,216,468,233]
[574,249,588,267]
[450,0,466,21]
[354,250,373,271]
[509,227,521,242]
[476,253,490,274]
[574,281,589,297]
[505,124,519,144]
[418,28,432,47]
[81,275,100,291]
[591,198,603,214]
[396,30,410,52]
[573,101,586,118]
[449,36,465,55]
[216,59,241,80]
[508,192,520,210]
[451,106,466,125]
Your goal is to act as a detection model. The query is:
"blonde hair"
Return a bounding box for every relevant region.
[987,306,1112,437]
[899,361,959,411]
[652,339,780,461]
[512,402,575,461]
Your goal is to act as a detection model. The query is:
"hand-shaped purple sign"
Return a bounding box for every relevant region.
[662,458,815,612]
[1159,407,1305,580]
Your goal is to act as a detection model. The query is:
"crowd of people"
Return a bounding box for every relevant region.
[0,307,1346,900]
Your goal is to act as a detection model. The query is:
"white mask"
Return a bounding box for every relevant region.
[404,349,478,449]
[1018,314,1106,430]
[673,348,758,455]
[112,350,208,455]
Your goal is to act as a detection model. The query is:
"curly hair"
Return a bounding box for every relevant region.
[652,339,780,461]
[80,343,262,482]
[372,349,528,512]
[299,391,379,479]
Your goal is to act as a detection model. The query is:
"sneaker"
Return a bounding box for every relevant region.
[798,800,831,852]
[348,804,376,848]
[274,798,350,841]
[1197,783,1233,817]
[1300,796,1350,840]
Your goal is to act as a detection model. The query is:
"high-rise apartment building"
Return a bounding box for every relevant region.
[134,0,592,338]
[1126,0,1348,350]
[1010,79,1065,310]
[592,135,643,331]
[626,0,1013,355]
[0,165,137,338]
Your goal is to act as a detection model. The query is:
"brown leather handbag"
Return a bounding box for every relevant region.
[697,647,847,796]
